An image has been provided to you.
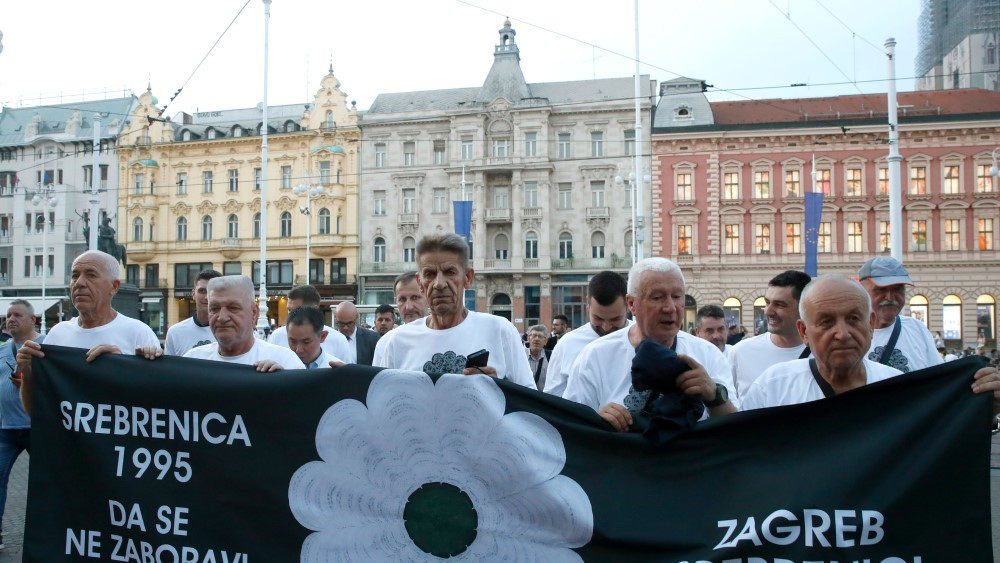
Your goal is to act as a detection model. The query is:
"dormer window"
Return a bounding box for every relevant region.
[285,121,296,133]
[207,129,217,140]
[325,111,334,130]
[674,106,692,120]
[233,125,242,138]
[182,130,192,141]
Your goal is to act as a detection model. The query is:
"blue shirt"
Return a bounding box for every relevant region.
[0,335,43,428]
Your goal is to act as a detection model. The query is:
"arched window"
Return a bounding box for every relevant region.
[280,211,292,238]
[182,130,192,141]
[591,231,606,258]
[132,217,143,242]
[318,208,331,234]
[723,297,742,328]
[524,231,538,259]
[558,232,573,260]
[977,294,996,347]
[490,293,513,321]
[494,233,509,259]
[176,217,188,241]
[373,237,386,263]
[227,214,239,239]
[325,111,334,130]
[753,296,767,335]
[232,125,242,138]
[909,295,929,328]
[285,121,295,133]
[206,129,217,140]
[942,294,963,341]
[201,215,213,241]
[253,213,261,239]
[403,236,416,263]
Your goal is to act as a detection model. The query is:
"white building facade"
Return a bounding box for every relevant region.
[0,97,135,325]
[359,21,654,332]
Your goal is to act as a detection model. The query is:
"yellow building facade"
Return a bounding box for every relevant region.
[116,70,360,336]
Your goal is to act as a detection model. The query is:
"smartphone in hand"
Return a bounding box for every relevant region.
[465,349,489,368]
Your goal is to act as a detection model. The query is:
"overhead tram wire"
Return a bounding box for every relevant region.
[158,0,252,117]
[811,0,885,53]
[767,0,864,95]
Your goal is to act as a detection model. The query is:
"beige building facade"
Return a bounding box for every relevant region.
[359,21,654,332]
[116,70,360,336]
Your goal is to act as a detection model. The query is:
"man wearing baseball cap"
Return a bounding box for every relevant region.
[858,256,941,373]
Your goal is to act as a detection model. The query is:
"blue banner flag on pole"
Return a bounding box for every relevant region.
[804,191,824,277]
[453,201,472,242]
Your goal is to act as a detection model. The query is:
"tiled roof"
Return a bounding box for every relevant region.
[0,97,136,145]
[366,76,652,115]
[709,89,1000,126]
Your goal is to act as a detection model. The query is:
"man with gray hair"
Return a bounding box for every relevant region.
[394,271,429,324]
[182,276,304,370]
[564,257,737,431]
[525,324,551,391]
[0,299,41,549]
[373,233,533,386]
[17,250,160,415]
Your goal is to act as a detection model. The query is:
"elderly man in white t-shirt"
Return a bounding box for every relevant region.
[743,276,1000,415]
[17,250,160,415]
[181,276,304,369]
[564,257,738,431]
[373,233,534,387]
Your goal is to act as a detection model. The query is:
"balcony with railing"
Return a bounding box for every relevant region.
[586,207,610,219]
[399,213,419,225]
[359,261,411,274]
[522,207,542,218]
[483,258,512,270]
[485,208,511,222]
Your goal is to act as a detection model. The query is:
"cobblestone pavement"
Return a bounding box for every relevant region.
[2,441,1000,562]
[0,455,27,563]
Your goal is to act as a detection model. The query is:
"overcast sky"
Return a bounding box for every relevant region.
[0,0,920,117]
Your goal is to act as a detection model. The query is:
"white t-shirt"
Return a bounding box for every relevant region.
[184,339,305,369]
[44,313,160,353]
[867,315,941,373]
[372,310,534,388]
[728,332,808,400]
[543,321,632,397]
[563,328,738,414]
[741,358,902,410]
[269,324,350,363]
[164,316,215,356]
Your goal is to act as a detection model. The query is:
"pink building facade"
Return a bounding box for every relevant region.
[651,81,1000,351]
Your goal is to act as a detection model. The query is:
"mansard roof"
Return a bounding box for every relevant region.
[0,96,136,146]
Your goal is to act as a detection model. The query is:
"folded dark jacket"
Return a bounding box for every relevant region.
[629,338,705,446]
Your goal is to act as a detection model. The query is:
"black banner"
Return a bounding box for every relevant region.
[25,346,992,562]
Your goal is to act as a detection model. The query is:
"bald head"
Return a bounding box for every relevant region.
[797,275,875,376]
[334,301,358,337]
[799,275,871,322]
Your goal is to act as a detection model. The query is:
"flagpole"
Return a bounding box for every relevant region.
[257,0,272,337]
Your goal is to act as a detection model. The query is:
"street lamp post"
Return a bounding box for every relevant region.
[32,184,59,334]
[294,182,325,284]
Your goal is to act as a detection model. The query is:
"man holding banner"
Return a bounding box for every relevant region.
[373,233,534,386]
[743,275,1000,416]
[564,257,737,431]
[16,250,160,415]
[182,276,304,370]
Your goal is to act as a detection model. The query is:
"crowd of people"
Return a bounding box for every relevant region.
[1,236,999,550]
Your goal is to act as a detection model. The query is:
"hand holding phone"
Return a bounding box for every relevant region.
[465,349,489,368]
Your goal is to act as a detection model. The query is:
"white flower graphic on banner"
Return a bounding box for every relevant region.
[289,369,593,561]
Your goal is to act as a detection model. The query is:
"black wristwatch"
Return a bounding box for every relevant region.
[705,383,729,408]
